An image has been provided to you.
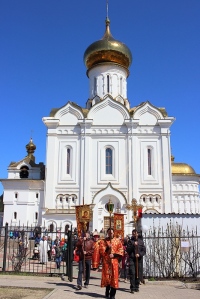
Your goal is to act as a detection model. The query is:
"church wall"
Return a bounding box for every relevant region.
[44,132,59,209]
[130,121,173,214]
[2,180,44,226]
[89,135,127,188]
[172,180,200,214]
[88,64,128,99]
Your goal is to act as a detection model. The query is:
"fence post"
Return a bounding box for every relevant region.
[67,225,73,282]
[2,223,8,272]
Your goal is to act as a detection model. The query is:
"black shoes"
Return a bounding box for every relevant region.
[130,288,139,293]
[76,285,82,290]
[84,284,88,288]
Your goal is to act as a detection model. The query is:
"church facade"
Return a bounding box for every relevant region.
[1,18,200,234]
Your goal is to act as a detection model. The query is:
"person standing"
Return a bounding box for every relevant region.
[126,229,146,293]
[55,244,62,269]
[47,236,52,261]
[39,235,50,264]
[92,231,101,270]
[99,228,123,299]
[76,232,94,290]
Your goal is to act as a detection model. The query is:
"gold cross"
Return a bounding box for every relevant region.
[126,199,143,224]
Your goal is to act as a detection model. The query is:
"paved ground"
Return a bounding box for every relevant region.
[0,268,199,299]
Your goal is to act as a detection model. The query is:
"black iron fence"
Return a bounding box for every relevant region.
[0,223,74,281]
[143,224,200,278]
[0,222,199,279]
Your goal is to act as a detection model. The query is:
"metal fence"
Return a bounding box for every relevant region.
[0,223,74,281]
[0,223,199,279]
[143,224,200,278]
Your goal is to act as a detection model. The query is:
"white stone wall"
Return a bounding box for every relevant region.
[87,64,129,106]
[2,180,44,226]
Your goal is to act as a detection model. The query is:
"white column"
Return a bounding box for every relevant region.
[160,129,173,213]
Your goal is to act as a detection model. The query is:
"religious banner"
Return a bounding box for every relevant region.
[113,213,125,239]
[75,205,91,236]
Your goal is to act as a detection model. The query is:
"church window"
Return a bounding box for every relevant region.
[143,197,146,203]
[36,193,38,199]
[156,197,158,203]
[20,165,29,178]
[107,75,110,93]
[94,77,97,95]
[49,224,54,232]
[60,197,62,203]
[149,197,152,203]
[14,212,17,220]
[147,149,152,175]
[35,212,38,220]
[15,193,18,199]
[66,197,69,203]
[120,77,123,94]
[106,148,112,174]
[67,148,71,174]
[72,197,74,202]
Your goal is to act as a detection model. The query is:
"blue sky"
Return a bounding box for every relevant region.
[0,0,200,194]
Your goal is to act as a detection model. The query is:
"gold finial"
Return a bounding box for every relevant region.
[26,138,36,156]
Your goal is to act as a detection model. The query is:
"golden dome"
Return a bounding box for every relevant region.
[171,163,196,175]
[26,138,36,155]
[84,18,132,70]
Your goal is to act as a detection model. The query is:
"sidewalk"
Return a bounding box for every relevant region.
[0,268,199,299]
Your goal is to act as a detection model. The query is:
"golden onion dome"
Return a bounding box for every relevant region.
[171,155,196,175]
[26,138,36,155]
[84,18,132,70]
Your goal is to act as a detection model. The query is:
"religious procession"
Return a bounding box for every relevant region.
[73,201,146,299]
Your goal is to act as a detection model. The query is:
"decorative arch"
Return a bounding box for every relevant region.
[88,95,130,125]
[144,208,160,214]
[92,182,127,205]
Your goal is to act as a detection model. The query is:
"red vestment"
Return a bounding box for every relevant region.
[99,237,123,289]
[92,240,100,268]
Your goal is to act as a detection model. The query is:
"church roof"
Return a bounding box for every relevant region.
[129,101,168,118]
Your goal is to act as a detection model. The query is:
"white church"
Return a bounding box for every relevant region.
[1,17,200,234]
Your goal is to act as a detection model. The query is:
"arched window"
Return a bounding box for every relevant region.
[20,165,29,178]
[120,77,123,94]
[14,212,17,220]
[49,224,54,232]
[106,148,112,174]
[35,212,38,220]
[147,148,152,175]
[67,148,71,174]
[94,77,97,95]
[107,75,110,93]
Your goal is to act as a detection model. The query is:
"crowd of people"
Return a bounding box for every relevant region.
[9,226,146,298]
[74,228,146,299]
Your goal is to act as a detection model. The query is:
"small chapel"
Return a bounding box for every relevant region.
[1,16,200,234]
